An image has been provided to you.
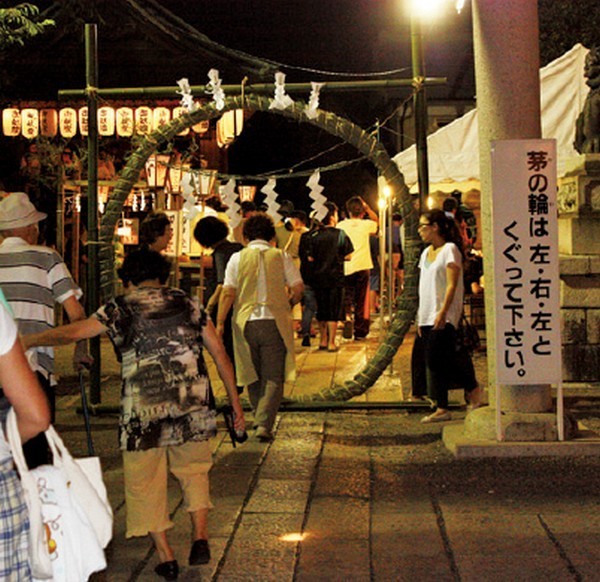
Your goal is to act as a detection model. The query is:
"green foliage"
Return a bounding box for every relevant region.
[0,3,54,50]
[539,0,600,65]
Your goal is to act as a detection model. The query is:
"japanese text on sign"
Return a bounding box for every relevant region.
[491,140,561,384]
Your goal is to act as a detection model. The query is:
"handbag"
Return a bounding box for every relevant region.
[6,408,112,581]
[456,313,481,353]
[5,410,52,579]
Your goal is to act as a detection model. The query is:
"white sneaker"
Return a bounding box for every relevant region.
[421,411,452,424]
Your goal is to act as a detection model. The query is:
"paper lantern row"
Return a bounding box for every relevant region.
[2,106,210,139]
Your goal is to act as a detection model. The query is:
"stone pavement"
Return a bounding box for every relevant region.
[51,324,600,581]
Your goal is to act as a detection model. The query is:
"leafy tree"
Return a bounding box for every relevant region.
[539,0,600,65]
[0,3,53,50]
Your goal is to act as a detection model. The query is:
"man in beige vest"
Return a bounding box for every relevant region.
[217,213,303,441]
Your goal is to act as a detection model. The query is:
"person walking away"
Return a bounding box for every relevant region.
[0,192,88,468]
[298,211,321,347]
[194,216,243,392]
[299,201,353,351]
[23,248,246,579]
[232,201,257,246]
[218,213,303,442]
[337,195,378,340]
[411,209,478,422]
[0,296,50,580]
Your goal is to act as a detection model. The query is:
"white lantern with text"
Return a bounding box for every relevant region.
[2,108,21,136]
[152,107,171,131]
[59,108,78,138]
[98,106,115,136]
[135,106,152,135]
[21,108,39,139]
[78,107,89,136]
[116,107,134,137]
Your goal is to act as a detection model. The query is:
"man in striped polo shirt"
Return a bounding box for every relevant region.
[0,192,88,466]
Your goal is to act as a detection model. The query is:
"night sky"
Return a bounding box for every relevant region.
[0,0,476,210]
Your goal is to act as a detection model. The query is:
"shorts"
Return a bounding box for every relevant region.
[122,440,213,538]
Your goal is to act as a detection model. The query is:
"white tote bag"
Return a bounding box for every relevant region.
[44,425,113,549]
[6,408,113,580]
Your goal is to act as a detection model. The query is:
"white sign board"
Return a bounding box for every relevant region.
[491,139,561,385]
[164,210,180,257]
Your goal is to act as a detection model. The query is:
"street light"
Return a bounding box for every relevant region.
[407,0,467,212]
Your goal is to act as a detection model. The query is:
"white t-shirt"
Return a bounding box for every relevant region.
[223,239,302,320]
[417,242,464,328]
[0,300,18,461]
[337,218,378,275]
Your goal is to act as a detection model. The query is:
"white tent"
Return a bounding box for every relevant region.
[393,44,589,187]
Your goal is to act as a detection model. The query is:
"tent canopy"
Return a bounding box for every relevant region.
[393,44,589,186]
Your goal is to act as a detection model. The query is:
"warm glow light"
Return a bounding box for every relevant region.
[279,532,308,543]
[152,107,171,131]
[2,108,21,136]
[116,107,134,137]
[59,108,78,138]
[427,195,435,209]
[21,108,39,139]
[98,106,115,136]
[378,197,388,211]
[238,185,257,202]
[135,106,153,135]
[78,107,89,136]
[410,0,448,19]
[216,109,244,148]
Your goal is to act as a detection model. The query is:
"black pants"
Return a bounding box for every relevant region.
[411,324,477,408]
[344,269,370,338]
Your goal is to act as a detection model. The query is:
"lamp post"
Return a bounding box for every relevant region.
[408,0,466,212]
[410,11,429,214]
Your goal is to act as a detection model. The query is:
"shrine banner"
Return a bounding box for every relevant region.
[491,139,562,385]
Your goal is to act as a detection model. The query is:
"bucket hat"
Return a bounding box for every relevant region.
[0,192,47,230]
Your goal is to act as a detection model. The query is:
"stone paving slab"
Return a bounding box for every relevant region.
[296,538,370,582]
[51,329,600,582]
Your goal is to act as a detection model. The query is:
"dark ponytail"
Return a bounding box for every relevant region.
[423,209,465,258]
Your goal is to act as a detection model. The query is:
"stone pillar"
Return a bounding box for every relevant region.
[463,0,571,441]
[558,154,600,383]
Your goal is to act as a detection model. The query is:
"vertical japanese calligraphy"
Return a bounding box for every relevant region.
[491,140,562,384]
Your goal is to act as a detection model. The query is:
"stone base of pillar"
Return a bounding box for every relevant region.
[462,406,578,442]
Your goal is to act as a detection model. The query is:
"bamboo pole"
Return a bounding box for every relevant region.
[59,77,446,99]
[85,24,102,404]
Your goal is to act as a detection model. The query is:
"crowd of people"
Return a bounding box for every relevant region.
[0,187,483,580]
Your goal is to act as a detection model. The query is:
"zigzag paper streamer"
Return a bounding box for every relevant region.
[221,179,241,228]
[305,82,325,119]
[206,69,226,111]
[269,72,294,111]
[307,171,328,222]
[261,178,282,223]
[181,171,201,221]
[176,78,198,112]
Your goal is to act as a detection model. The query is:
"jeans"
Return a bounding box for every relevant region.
[300,285,317,337]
